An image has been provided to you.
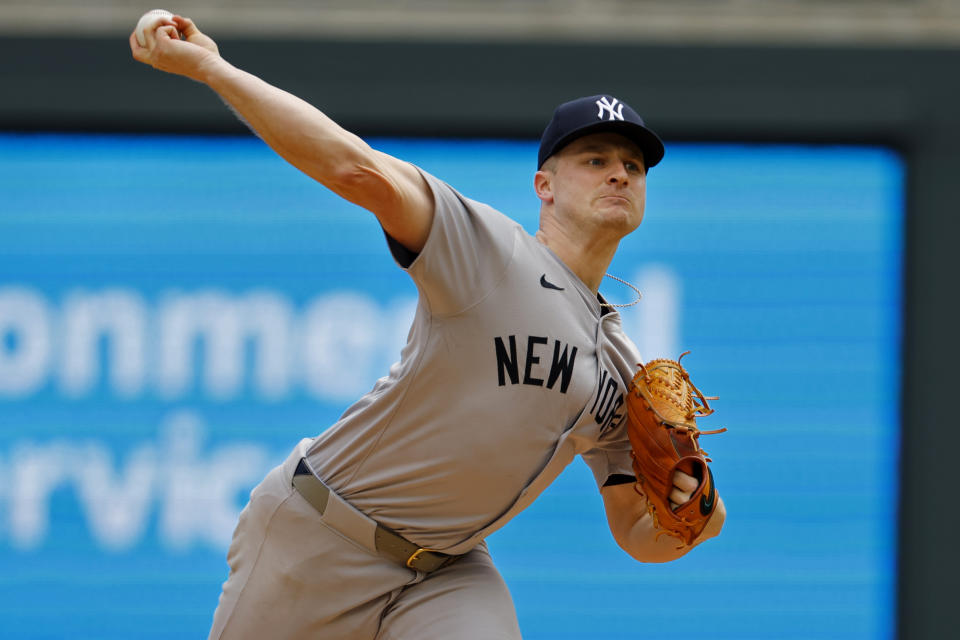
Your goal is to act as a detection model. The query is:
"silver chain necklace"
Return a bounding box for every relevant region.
[599,272,643,308]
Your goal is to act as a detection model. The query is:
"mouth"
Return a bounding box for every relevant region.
[598,194,631,204]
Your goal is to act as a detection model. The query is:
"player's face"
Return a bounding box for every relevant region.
[542,132,647,236]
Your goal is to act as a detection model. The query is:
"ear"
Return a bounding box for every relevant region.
[534,169,554,204]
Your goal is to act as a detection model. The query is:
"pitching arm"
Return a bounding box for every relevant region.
[128,14,433,253]
[600,470,725,563]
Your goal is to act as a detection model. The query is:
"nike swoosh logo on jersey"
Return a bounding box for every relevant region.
[699,467,717,516]
[540,274,564,291]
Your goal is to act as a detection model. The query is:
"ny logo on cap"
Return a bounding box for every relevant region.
[596,96,624,121]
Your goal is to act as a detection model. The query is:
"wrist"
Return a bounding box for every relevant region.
[194,53,232,85]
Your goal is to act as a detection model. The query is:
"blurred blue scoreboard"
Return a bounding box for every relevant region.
[0,134,902,639]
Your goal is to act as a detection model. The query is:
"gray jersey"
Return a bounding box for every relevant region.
[305,168,641,552]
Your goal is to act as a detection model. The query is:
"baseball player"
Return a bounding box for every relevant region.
[130,14,726,640]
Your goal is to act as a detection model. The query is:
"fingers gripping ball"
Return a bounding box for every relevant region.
[135,9,179,46]
[626,352,726,547]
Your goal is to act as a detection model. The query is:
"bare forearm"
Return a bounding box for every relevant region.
[130,15,433,248]
[199,57,369,192]
[602,483,725,563]
[619,511,691,563]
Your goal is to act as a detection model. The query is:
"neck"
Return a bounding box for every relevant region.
[535,227,619,294]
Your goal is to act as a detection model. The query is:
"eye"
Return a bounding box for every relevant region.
[625,161,643,173]
[588,157,605,167]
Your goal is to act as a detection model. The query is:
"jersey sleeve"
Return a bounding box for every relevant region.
[580,425,635,490]
[387,167,521,317]
[581,320,644,489]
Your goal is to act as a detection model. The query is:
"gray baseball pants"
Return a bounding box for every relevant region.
[208,439,523,639]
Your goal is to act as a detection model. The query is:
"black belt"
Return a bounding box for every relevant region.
[292,458,460,573]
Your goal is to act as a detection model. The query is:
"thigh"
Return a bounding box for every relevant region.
[209,462,415,640]
[377,542,522,640]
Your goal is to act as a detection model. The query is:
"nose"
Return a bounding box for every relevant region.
[607,163,629,185]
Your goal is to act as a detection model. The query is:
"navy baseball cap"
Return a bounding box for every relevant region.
[537,95,664,170]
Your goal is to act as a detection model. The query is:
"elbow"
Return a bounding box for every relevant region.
[298,132,386,198]
[330,161,402,210]
[324,138,385,192]
[618,537,691,564]
[614,501,727,564]
[610,522,690,564]
[329,159,376,192]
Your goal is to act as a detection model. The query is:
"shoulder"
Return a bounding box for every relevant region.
[414,166,525,245]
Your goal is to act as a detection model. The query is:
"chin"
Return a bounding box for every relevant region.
[596,206,640,230]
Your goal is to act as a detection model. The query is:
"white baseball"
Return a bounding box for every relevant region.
[135,9,177,47]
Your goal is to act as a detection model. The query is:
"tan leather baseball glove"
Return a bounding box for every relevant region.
[625,351,726,548]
